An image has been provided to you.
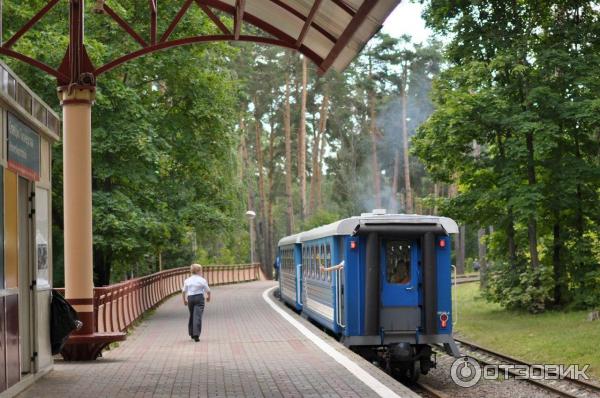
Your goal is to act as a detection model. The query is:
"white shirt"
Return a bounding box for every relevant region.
[182,274,210,296]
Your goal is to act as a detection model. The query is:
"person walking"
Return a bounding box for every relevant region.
[182,264,211,342]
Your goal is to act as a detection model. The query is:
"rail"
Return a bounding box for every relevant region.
[56,263,261,334]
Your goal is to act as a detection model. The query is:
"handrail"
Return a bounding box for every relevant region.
[56,263,261,334]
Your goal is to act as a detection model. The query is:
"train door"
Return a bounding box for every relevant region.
[18,177,36,376]
[379,239,420,331]
[294,244,302,307]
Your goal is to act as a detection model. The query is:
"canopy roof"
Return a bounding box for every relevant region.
[213,0,402,73]
[0,1,401,84]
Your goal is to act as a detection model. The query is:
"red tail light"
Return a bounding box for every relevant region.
[439,239,446,248]
[440,313,449,328]
[350,241,357,250]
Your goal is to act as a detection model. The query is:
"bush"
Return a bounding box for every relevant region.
[483,262,554,313]
[570,269,600,309]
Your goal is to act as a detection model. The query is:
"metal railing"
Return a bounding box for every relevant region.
[57,264,260,334]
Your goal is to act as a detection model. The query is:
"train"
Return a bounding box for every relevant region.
[276,209,460,381]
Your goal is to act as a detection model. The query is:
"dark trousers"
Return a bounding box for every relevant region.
[187,294,205,337]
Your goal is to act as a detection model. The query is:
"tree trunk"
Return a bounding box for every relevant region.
[433,183,439,215]
[253,101,267,271]
[496,132,518,268]
[456,225,466,275]
[309,138,320,215]
[574,135,584,238]
[240,123,257,264]
[369,91,381,208]
[298,56,308,220]
[284,75,294,234]
[266,120,276,279]
[93,247,111,286]
[317,127,326,209]
[553,214,566,306]
[525,131,539,269]
[401,70,413,213]
[310,92,329,215]
[477,228,487,288]
[390,149,400,212]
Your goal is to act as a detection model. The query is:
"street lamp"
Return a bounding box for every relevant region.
[245,210,256,264]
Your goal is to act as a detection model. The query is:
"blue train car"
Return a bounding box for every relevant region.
[277,210,460,381]
[278,234,303,311]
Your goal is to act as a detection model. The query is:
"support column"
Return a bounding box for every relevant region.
[59,85,95,335]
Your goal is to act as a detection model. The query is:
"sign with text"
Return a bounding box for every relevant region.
[7,112,40,181]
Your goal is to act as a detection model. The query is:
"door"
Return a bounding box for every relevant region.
[379,239,421,332]
[18,177,35,375]
[380,239,419,306]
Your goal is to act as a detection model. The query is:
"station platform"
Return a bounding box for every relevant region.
[17,281,418,398]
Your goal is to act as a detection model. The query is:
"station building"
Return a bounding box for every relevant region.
[0,60,60,396]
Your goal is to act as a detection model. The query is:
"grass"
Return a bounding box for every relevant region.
[454,282,600,379]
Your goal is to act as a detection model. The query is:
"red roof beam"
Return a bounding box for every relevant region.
[149,0,158,45]
[268,0,335,43]
[295,0,323,48]
[3,0,60,49]
[197,2,231,35]
[320,0,377,73]
[330,0,356,16]
[96,35,323,77]
[0,47,66,80]
[103,4,149,48]
[160,0,194,43]
[233,0,246,40]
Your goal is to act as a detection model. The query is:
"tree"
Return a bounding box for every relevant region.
[417,0,600,311]
[298,56,309,219]
[4,2,243,284]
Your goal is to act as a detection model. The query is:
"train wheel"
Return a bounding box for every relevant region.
[406,360,420,382]
[390,360,420,382]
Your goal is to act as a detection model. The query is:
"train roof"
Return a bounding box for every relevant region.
[278,233,301,246]
[277,212,459,246]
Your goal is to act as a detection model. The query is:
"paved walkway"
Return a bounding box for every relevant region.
[19,281,418,398]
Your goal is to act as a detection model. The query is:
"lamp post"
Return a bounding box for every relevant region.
[245,210,256,265]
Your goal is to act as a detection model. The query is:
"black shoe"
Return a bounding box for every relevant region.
[192,336,199,342]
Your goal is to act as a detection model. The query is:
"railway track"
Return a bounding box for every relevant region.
[413,381,450,398]
[452,275,480,284]
[454,338,600,397]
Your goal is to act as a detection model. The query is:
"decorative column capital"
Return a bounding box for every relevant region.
[58,85,96,106]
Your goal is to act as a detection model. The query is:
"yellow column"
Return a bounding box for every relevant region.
[59,86,95,335]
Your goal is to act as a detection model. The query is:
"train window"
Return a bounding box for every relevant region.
[316,245,321,280]
[326,244,331,283]
[307,247,311,278]
[312,246,316,279]
[303,248,307,276]
[305,247,309,277]
[386,241,411,284]
[302,247,306,276]
[320,244,325,280]
[312,246,316,278]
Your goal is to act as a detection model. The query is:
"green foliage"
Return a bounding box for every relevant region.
[301,209,342,231]
[417,0,600,310]
[484,262,555,313]
[2,2,246,285]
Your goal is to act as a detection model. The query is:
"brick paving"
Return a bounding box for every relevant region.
[18,281,418,398]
